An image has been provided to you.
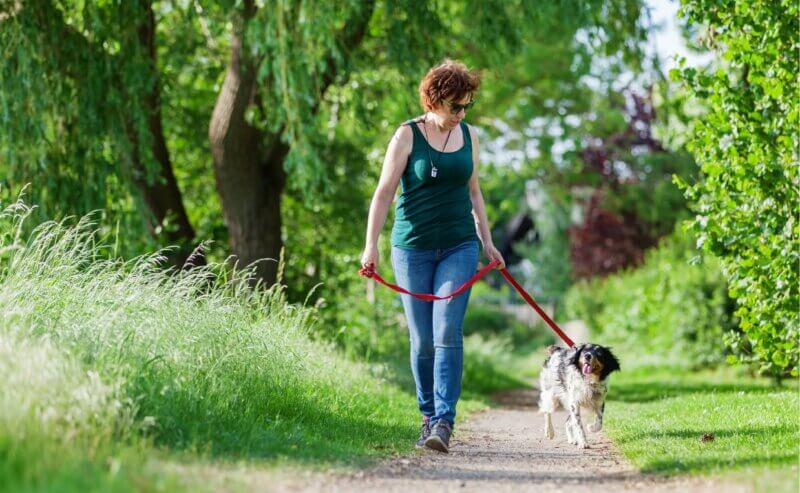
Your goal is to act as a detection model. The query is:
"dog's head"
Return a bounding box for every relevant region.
[568,343,620,381]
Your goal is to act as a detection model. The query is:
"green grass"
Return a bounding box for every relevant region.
[0,201,499,492]
[605,366,799,483]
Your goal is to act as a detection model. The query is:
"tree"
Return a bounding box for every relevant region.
[1,0,650,289]
[674,0,799,377]
[0,0,197,264]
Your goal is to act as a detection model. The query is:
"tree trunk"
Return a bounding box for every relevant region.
[133,0,199,267]
[209,0,374,287]
[209,3,287,286]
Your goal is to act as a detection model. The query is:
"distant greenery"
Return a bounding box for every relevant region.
[674,0,799,377]
[563,227,735,369]
[462,334,530,396]
[463,302,553,350]
[605,367,798,481]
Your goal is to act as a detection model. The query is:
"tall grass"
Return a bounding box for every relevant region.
[0,199,420,492]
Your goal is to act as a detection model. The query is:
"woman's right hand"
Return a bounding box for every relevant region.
[361,244,379,272]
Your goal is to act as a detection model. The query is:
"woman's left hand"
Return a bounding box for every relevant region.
[483,243,506,269]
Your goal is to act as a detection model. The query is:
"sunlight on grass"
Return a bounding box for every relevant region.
[0,200,426,491]
[605,367,799,484]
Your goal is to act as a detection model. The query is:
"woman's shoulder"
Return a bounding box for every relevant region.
[388,122,415,155]
[393,117,425,142]
[462,121,479,133]
[400,116,426,130]
[392,122,414,140]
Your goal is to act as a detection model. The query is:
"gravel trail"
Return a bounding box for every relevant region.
[265,387,757,493]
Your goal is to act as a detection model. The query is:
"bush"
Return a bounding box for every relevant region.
[674,0,799,377]
[462,334,526,395]
[563,227,736,369]
[463,302,553,350]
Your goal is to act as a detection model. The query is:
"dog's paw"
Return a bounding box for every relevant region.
[577,440,590,449]
[545,426,554,439]
[588,421,602,433]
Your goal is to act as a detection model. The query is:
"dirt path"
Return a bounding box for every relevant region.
[264,387,754,493]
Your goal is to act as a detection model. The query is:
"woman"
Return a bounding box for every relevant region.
[361,59,505,453]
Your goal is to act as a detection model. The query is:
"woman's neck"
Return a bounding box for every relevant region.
[425,112,450,133]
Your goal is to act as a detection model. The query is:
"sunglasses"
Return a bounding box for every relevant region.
[444,99,475,114]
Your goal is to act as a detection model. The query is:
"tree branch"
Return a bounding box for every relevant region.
[21,0,198,264]
[315,0,376,112]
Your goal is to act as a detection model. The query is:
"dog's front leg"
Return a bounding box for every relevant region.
[544,412,555,439]
[588,401,604,432]
[569,403,589,448]
[564,414,576,444]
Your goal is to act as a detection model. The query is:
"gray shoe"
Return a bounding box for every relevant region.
[424,420,452,453]
[415,420,431,448]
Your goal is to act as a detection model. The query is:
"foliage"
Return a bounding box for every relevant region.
[313,271,409,363]
[0,0,647,217]
[463,302,554,349]
[563,227,736,369]
[462,334,527,396]
[521,186,574,304]
[0,0,159,252]
[673,0,799,377]
[568,91,697,279]
[0,0,660,346]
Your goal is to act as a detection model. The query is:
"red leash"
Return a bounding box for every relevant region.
[358,260,575,348]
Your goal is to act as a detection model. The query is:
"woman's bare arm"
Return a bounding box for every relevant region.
[361,125,412,269]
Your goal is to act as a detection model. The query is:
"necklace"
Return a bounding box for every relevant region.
[421,115,452,178]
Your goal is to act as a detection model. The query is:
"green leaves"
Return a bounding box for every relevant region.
[677,0,799,378]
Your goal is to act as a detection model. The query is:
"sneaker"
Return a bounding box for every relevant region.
[415,419,432,448]
[424,420,452,453]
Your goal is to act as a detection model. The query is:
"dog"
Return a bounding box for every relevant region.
[539,343,620,448]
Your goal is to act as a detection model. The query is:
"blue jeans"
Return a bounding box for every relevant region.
[391,240,479,426]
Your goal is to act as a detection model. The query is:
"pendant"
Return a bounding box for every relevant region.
[431,166,438,178]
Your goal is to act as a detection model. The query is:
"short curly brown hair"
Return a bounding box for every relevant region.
[418,59,480,112]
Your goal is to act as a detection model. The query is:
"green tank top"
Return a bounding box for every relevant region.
[391,119,479,249]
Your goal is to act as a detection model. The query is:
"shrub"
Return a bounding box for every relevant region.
[563,227,736,369]
[674,0,799,377]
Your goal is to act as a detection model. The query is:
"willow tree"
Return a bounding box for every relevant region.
[0,0,196,264]
[1,0,645,285]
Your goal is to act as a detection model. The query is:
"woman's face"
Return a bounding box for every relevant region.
[431,93,474,129]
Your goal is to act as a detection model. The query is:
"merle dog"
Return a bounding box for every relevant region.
[539,343,620,448]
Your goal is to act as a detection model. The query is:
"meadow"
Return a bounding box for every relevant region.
[0,202,514,492]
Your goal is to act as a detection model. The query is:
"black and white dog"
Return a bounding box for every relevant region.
[539,343,620,448]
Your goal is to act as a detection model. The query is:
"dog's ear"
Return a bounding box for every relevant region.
[600,347,621,380]
[567,344,585,368]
